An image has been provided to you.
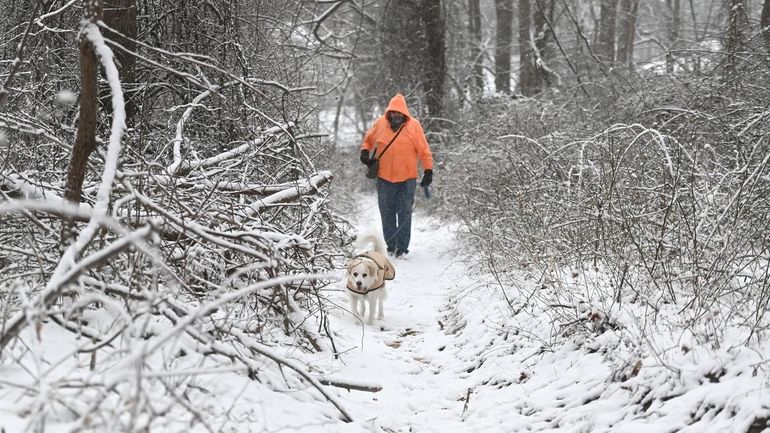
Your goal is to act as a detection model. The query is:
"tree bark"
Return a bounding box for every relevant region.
[597,0,618,62]
[725,0,748,79]
[532,0,554,61]
[380,0,443,116]
[532,0,557,86]
[469,0,484,95]
[64,0,102,207]
[422,0,445,117]
[103,0,137,125]
[762,0,770,54]
[615,0,639,66]
[381,2,422,97]
[494,0,514,93]
[518,0,543,95]
[665,0,680,73]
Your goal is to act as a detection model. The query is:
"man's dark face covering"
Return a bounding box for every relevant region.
[388,112,405,131]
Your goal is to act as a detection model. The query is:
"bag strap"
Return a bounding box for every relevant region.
[373,123,405,160]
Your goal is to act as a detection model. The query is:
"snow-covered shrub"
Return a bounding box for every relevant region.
[445,69,770,336]
[0,1,357,430]
[440,67,770,431]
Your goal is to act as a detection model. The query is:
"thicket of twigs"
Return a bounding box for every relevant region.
[0,2,356,430]
[445,56,770,337]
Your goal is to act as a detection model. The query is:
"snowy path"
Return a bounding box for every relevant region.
[325,198,482,433]
[316,195,770,433]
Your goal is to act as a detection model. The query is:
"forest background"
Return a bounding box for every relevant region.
[1,0,770,431]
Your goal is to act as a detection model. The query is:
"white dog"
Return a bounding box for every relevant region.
[345,230,396,324]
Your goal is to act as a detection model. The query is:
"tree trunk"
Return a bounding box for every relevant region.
[597,0,618,62]
[532,0,554,60]
[532,0,557,86]
[665,0,680,73]
[762,0,770,54]
[469,0,484,95]
[64,0,102,206]
[615,0,639,66]
[380,1,443,116]
[725,0,748,79]
[103,0,137,125]
[381,2,422,98]
[422,0,445,117]
[519,0,543,95]
[494,0,514,93]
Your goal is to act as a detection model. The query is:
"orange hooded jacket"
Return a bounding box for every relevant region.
[361,94,433,183]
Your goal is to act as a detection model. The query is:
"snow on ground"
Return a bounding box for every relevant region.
[322,197,474,432]
[3,192,769,432]
[319,195,770,433]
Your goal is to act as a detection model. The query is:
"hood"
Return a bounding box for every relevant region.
[385,93,411,118]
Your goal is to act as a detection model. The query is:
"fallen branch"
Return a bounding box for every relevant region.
[461,387,472,421]
[153,295,355,423]
[317,376,382,393]
[230,328,353,422]
[242,171,333,219]
[0,225,152,350]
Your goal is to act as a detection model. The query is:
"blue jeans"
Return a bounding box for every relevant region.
[377,178,416,254]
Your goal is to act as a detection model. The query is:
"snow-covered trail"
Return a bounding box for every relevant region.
[325,197,482,433]
[318,195,770,433]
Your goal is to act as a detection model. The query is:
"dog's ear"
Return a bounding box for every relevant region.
[383,264,394,280]
[346,259,363,273]
[367,261,378,277]
[383,257,396,280]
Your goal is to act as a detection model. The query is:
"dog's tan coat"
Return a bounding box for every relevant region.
[345,251,395,293]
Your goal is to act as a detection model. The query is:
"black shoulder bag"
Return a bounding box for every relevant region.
[366,124,405,179]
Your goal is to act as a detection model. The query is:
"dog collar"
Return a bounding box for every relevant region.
[346,251,393,295]
[346,280,385,295]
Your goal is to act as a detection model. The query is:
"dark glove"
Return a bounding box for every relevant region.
[360,149,372,166]
[420,169,433,187]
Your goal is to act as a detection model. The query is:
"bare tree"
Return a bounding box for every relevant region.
[518,0,544,95]
[495,0,514,93]
[762,0,770,53]
[469,0,484,95]
[615,0,639,66]
[63,0,102,211]
[0,1,361,429]
[422,0,446,117]
[103,0,137,124]
[597,0,618,62]
[725,0,749,79]
[665,0,680,73]
[532,0,558,86]
[378,0,446,117]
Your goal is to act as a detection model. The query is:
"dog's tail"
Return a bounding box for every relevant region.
[356,228,387,255]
